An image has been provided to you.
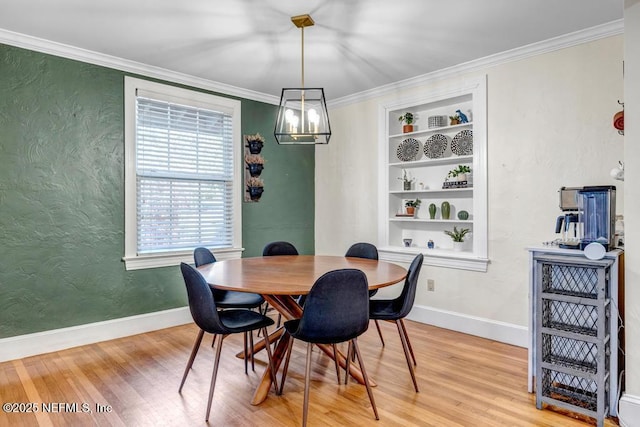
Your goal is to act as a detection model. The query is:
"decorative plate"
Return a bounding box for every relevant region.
[451,130,473,156]
[396,138,421,161]
[424,134,447,158]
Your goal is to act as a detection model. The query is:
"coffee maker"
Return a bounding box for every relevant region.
[556,187,581,249]
[578,186,616,251]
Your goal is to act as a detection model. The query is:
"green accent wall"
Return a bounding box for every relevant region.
[0,44,314,338]
[241,101,315,257]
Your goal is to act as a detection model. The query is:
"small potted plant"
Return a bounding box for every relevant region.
[449,114,460,125]
[245,133,265,154]
[246,176,264,201]
[398,112,415,133]
[447,165,471,182]
[245,154,265,177]
[405,198,421,216]
[444,226,470,251]
[397,169,415,190]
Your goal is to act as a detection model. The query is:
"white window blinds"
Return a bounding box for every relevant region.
[135,94,234,254]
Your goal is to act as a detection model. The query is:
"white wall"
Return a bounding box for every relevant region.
[316,35,624,337]
[621,1,640,425]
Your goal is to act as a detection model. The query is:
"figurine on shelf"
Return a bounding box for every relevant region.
[398,169,415,190]
[455,109,469,123]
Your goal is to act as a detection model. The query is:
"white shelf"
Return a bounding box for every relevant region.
[390,188,472,195]
[389,218,473,224]
[378,76,488,271]
[389,122,472,139]
[389,155,473,168]
[379,246,489,272]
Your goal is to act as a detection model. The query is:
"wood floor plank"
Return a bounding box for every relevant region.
[0,319,619,426]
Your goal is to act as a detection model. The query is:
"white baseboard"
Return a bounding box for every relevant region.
[0,307,193,363]
[619,393,640,427]
[0,304,528,362]
[407,304,528,348]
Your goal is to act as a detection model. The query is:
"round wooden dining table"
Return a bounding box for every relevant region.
[197,255,407,405]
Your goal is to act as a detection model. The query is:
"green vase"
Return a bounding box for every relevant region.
[457,210,469,220]
[441,201,450,220]
[428,203,437,219]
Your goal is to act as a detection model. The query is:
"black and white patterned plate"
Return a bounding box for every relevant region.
[424,134,447,158]
[396,138,421,161]
[451,130,473,156]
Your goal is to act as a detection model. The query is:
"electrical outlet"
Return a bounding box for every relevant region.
[427,279,435,292]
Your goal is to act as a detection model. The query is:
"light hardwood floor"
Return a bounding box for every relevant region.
[0,319,618,426]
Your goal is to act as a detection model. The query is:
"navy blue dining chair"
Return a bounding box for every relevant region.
[345,242,385,345]
[369,253,423,392]
[262,241,299,256]
[262,241,299,325]
[193,247,265,372]
[178,263,278,421]
[194,247,265,311]
[279,269,378,426]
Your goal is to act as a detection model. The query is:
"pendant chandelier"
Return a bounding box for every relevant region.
[274,14,331,145]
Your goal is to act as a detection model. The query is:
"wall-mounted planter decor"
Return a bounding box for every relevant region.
[246,133,264,154]
[245,154,264,177]
[246,177,264,201]
[244,134,266,202]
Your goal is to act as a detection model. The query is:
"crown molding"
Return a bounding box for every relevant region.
[0,19,623,109]
[0,28,281,106]
[329,19,624,109]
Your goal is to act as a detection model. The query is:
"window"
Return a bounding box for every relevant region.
[123,77,242,270]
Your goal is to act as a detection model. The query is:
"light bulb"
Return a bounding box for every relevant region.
[308,109,319,133]
[285,109,294,121]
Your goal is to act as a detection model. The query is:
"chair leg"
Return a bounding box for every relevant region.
[344,341,353,385]
[261,327,279,395]
[205,337,224,421]
[243,332,248,374]
[374,320,385,346]
[257,307,265,336]
[302,342,313,427]
[279,335,295,395]
[396,320,419,392]
[352,338,379,420]
[399,319,416,366]
[249,330,255,372]
[178,328,205,393]
[332,344,341,384]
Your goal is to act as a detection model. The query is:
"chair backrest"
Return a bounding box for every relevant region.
[262,241,299,256]
[294,269,369,344]
[345,242,378,260]
[180,262,226,334]
[194,247,217,267]
[394,253,424,318]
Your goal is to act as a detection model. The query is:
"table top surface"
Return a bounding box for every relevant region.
[196,255,407,295]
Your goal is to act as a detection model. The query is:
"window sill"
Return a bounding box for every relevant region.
[122,247,244,271]
[379,247,489,272]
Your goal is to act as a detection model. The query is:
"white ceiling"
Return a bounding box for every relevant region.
[0,0,623,100]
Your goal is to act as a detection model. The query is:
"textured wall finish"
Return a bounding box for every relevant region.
[0,44,314,338]
[316,35,624,330]
[241,101,315,257]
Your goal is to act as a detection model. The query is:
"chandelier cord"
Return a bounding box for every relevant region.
[301,26,305,88]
